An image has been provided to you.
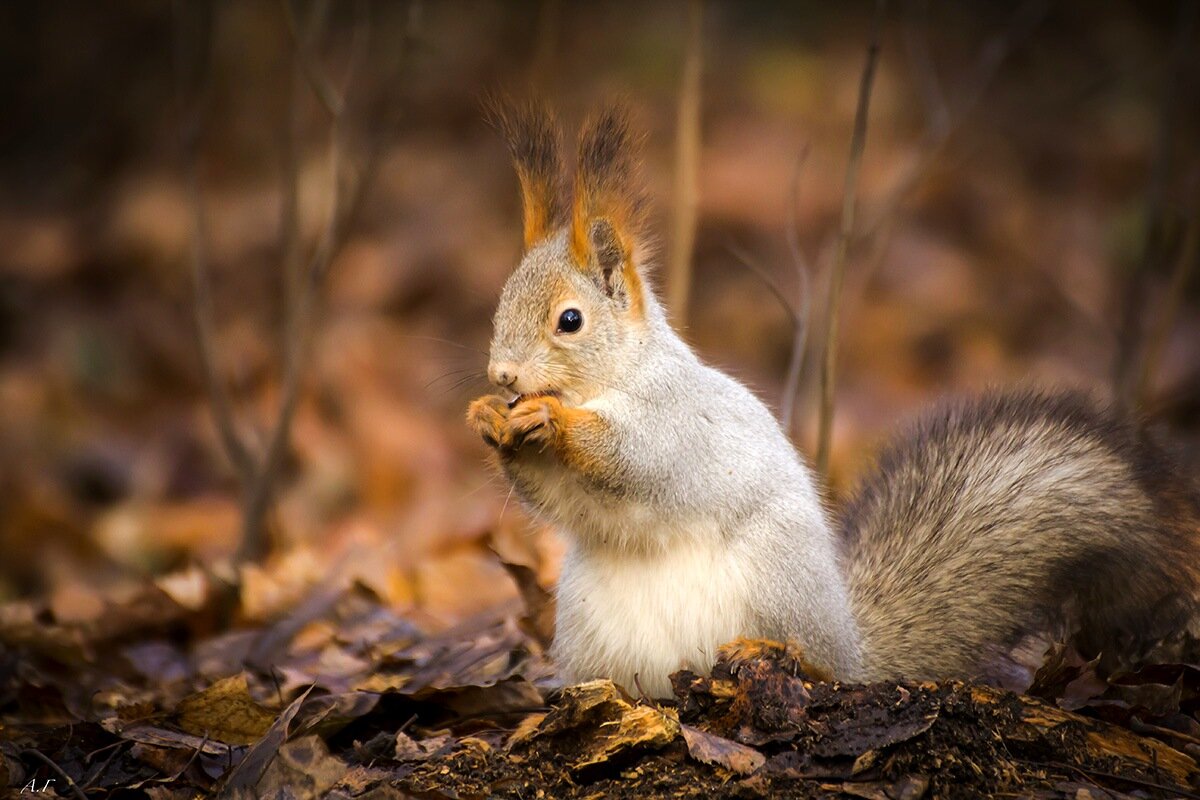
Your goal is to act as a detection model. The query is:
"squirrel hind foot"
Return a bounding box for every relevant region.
[714,638,833,683]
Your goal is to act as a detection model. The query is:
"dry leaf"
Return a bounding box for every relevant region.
[252,735,348,800]
[680,723,765,775]
[175,674,277,745]
[154,565,211,611]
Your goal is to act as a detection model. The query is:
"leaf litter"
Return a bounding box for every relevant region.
[2,562,1199,799]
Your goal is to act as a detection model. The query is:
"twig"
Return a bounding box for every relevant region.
[631,672,660,708]
[1037,759,1200,800]
[184,158,254,482]
[281,0,344,117]
[726,243,798,328]
[780,146,813,438]
[901,0,950,140]
[237,0,357,562]
[666,0,704,327]
[20,748,88,800]
[815,0,887,478]
[81,740,128,790]
[175,0,420,563]
[1114,0,1197,413]
[1136,181,1200,409]
[530,0,560,90]
[856,0,1050,289]
[174,0,254,482]
[167,732,210,783]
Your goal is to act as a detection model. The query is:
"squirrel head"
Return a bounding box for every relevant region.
[485,101,650,406]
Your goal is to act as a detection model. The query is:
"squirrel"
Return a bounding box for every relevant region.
[467,101,1200,698]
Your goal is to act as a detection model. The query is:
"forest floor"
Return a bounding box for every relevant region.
[3,565,1199,799]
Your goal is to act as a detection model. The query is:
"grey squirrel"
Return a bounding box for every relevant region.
[466,102,1200,698]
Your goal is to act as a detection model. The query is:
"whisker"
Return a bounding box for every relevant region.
[424,367,484,391]
[397,334,490,356]
[545,364,653,404]
[456,472,507,502]
[445,374,490,394]
[498,483,517,528]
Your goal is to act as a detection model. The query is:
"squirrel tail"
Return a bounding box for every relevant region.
[841,390,1200,687]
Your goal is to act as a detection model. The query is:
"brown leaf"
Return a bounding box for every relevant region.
[489,533,556,650]
[154,565,212,611]
[220,685,313,792]
[495,557,556,650]
[836,775,929,800]
[251,735,348,800]
[395,731,451,761]
[408,675,544,721]
[118,723,233,757]
[680,723,765,775]
[175,674,277,746]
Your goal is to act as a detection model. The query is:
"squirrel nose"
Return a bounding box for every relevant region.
[489,361,518,389]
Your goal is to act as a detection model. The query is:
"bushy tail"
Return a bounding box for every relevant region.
[840,390,1200,688]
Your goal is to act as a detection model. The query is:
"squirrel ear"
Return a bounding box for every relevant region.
[485,96,567,250]
[571,106,647,311]
[588,218,629,301]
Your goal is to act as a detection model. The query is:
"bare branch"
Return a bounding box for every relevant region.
[340,0,371,100]
[846,0,1050,312]
[666,0,704,327]
[237,2,356,562]
[816,0,886,479]
[281,0,345,118]
[174,0,255,481]
[531,0,561,90]
[184,161,255,481]
[780,146,813,437]
[1136,178,1200,409]
[726,242,798,327]
[902,0,950,140]
[1114,0,1198,412]
[237,0,421,561]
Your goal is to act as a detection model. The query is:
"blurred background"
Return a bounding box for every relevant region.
[1,1,1197,629]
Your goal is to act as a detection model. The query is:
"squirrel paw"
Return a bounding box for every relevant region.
[466,394,511,449]
[506,394,563,451]
[715,638,832,683]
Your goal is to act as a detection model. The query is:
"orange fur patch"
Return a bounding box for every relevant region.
[466,395,511,449]
[485,97,566,249]
[716,638,833,683]
[570,107,647,319]
[501,395,611,480]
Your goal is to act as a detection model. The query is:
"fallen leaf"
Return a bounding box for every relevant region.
[395,731,451,761]
[251,735,347,800]
[220,685,313,792]
[154,565,212,611]
[494,555,555,650]
[118,723,234,757]
[680,723,765,775]
[175,674,277,745]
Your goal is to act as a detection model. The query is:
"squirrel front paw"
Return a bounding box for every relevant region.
[467,394,511,449]
[506,394,564,451]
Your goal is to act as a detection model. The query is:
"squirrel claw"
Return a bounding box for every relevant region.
[506,395,562,450]
[467,395,511,449]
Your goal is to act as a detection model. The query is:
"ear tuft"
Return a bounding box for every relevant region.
[588,218,624,297]
[483,95,567,249]
[570,106,647,269]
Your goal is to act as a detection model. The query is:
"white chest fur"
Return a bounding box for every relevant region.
[552,527,756,697]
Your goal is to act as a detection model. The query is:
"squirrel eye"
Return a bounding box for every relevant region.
[557,308,583,334]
